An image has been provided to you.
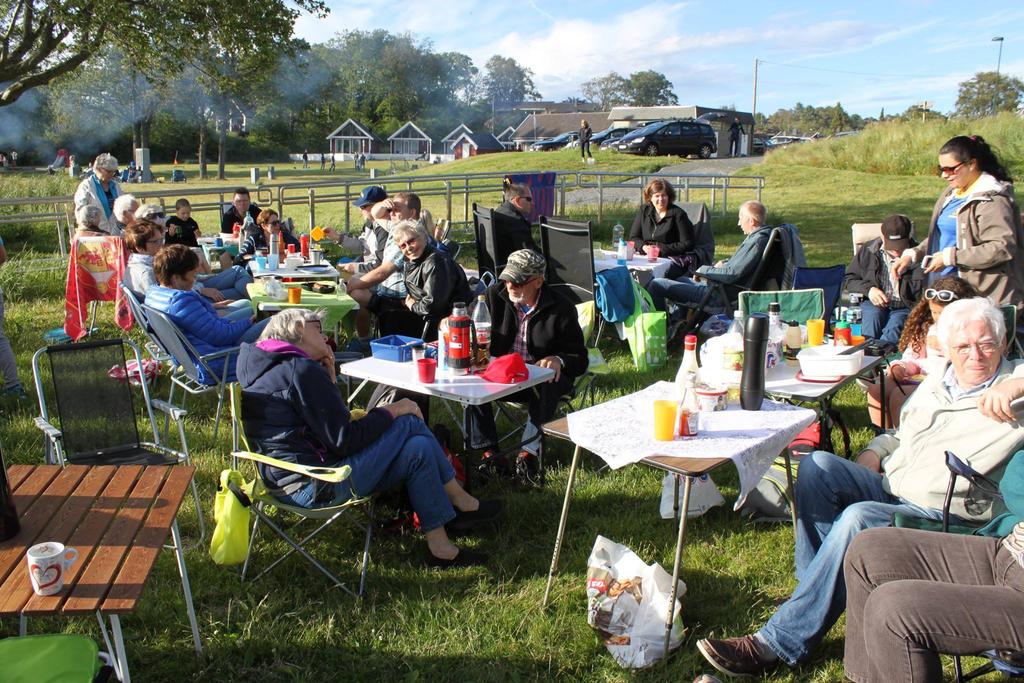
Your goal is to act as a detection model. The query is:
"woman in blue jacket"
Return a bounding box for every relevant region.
[237,308,498,567]
[145,245,269,383]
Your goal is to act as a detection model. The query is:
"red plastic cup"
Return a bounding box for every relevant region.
[647,245,660,262]
[416,357,437,383]
[287,244,297,254]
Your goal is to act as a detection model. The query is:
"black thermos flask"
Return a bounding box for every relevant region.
[741,313,768,411]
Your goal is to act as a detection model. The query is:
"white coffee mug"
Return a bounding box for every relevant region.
[26,542,79,596]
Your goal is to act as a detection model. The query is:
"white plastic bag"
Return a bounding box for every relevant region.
[586,535,686,668]
[264,276,287,301]
[659,473,726,520]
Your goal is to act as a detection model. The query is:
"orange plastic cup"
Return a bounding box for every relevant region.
[851,334,866,346]
[653,400,677,441]
[807,319,825,346]
[287,287,301,304]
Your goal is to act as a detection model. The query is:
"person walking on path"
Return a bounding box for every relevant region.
[579,119,593,161]
[729,118,744,157]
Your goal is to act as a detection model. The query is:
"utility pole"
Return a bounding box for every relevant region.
[993,36,1004,75]
[751,58,759,138]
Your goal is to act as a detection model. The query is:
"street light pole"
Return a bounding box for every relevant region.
[993,36,1004,75]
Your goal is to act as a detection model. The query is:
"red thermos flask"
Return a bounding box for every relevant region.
[446,302,472,375]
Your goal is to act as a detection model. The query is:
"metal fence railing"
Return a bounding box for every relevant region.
[0,170,763,261]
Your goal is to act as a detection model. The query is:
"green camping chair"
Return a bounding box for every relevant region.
[0,634,111,682]
[738,288,825,325]
[228,384,374,598]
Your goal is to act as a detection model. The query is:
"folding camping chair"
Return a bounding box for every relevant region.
[31,338,204,542]
[851,223,883,256]
[142,304,239,439]
[690,226,786,321]
[678,201,715,269]
[228,384,374,597]
[472,203,499,284]
[792,265,846,333]
[893,450,1024,682]
[119,283,172,364]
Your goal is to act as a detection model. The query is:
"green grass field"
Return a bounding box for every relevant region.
[0,131,1008,680]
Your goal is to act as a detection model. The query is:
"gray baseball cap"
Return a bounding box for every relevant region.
[499,249,546,285]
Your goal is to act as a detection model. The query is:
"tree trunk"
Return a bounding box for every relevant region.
[217,94,229,181]
[198,117,208,180]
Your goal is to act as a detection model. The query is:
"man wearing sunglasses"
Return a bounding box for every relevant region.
[493,181,540,257]
[845,214,925,343]
[698,296,1024,678]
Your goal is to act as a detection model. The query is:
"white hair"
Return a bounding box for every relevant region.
[113,194,138,220]
[391,219,427,244]
[739,200,766,225]
[934,297,1006,354]
[134,203,164,220]
[93,153,118,170]
[258,308,326,345]
[75,204,102,228]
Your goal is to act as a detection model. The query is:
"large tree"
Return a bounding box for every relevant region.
[581,72,629,110]
[481,55,540,111]
[955,71,1024,119]
[626,70,677,106]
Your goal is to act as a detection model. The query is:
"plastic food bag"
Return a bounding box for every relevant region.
[659,473,726,520]
[586,535,686,668]
[264,276,287,301]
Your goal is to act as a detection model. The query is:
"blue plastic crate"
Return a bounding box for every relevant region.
[370,335,425,362]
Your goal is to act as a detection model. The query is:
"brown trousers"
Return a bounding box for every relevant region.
[844,527,1024,682]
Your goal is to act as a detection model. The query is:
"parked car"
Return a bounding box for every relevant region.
[530,132,578,151]
[591,126,631,147]
[752,134,770,155]
[615,120,717,158]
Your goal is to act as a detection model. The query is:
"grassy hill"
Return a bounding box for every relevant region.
[764,112,1024,178]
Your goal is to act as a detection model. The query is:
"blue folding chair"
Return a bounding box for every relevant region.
[793,265,845,333]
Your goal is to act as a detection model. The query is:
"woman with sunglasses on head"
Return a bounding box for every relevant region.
[893,135,1023,312]
[867,275,978,429]
[236,209,300,263]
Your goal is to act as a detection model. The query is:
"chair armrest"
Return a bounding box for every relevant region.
[199,346,240,362]
[34,417,62,442]
[151,399,188,421]
[232,451,351,483]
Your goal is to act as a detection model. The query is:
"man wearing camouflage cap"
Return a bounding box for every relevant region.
[467,249,588,482]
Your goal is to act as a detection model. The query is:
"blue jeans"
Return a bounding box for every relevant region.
[197,265,253,300]
[646,276,710,311]
[860,300,909,343]
[220,300,255,322]
[280,415,456,532]
[757,451,945,665]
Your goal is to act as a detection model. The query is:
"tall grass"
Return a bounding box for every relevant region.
[764,112,1024,179]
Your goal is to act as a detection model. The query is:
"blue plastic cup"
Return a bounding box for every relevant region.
[214,237,224,247]
[255,256,268,270]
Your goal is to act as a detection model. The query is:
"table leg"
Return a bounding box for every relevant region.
[878,363,887,431]
[171,519,203,655]
[664,475,692,660]
[542,444,582,608]
[672,474,681,519]
[782,448,798,539]
[109,614,131,683]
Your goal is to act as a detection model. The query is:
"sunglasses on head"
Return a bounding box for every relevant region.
[925,288,958,303]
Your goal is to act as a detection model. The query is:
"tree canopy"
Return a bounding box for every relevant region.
[955,71,1024,119]
[580,70,678,108]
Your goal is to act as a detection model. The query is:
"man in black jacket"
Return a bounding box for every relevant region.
[844,214,924,343]
[467,249,589,482]
[492,182,540,259]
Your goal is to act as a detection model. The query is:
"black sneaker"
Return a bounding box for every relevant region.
[447,499,504,535]
[425,547,489,568]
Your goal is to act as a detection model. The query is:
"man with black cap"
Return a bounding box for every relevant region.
[467,249,588,482]
[844,214,925,343]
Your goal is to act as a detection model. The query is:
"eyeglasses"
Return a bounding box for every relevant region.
[951,340,1000,358]
[268,220,281,226]
[924,288,959,302]
[936,161,965,176]
[518,196,533,203]
[397,236,420,250]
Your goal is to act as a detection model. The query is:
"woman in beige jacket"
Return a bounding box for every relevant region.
[893,135,1023,312]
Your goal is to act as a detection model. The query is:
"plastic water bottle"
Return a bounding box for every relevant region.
[848,293,863,337]
[766,302,786,370]
[612,223,624,249]
[242,213,256,241]
[471,294,492,370]
[616,239,628,266]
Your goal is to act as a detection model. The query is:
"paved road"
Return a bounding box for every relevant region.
[565,155,764,206]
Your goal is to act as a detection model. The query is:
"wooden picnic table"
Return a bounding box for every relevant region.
[0,464,201,683]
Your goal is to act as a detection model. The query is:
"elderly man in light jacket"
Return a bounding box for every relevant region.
[697,296,1024,678]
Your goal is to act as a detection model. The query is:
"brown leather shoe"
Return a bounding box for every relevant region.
[696,635,776,678]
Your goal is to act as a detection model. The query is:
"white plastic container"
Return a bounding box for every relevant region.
[797,346,864,379]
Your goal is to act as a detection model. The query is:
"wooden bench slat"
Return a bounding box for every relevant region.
[21,466,120,615]
[62,466,163,615]
[0,466,88,614]
[7,464,35,493]
[103,466,194,613]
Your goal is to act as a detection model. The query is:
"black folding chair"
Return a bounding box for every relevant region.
[539,215,596,307]
[792,265,846,333]
[31,338,204,542]
[472,203,498,283]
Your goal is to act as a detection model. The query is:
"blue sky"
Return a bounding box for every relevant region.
[294,1,1024,118]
